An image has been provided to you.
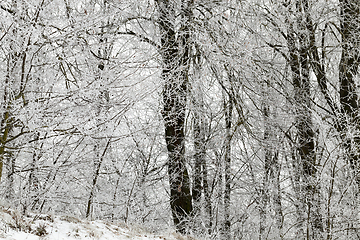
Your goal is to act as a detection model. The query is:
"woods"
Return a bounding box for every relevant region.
[1,0,360,239]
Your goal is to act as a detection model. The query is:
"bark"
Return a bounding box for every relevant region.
[338,0,360,192]
[86,143,100,219]
[28,149,40,211]
[203,155,212,233]
[86,139,110,219]
[0,107,11,182]
[0,55,14,182]
[5,153,15,200]
[223,96,233,240]
[0,46,18,182]
[261,95,283,239]
[272,153,283,233]
[306,0,360,232]
[192,113,203,205]
[29,132,43,212]
[86,13,111,218]
[157,0,193,233]
[285,1,323,237]
[193,108,212,232]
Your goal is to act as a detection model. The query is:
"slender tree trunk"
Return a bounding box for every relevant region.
[272,151,283,233]
[203,155,212,233]
[86,13,112,218]
[261,90,283,238]
[193,112,203,206]
[259,176,268,240]
[223,96,233,239]
[157,0,193,233]
[260,93,270,240]
[29,148,40,211]
[285,1,323,237]
[193,103,212,233]
[0,53,16,182]
[0,107,11,182]
[86,143,100,219]
[86,140,110,219]
[111,178,120,220]
[29,132,44,212]
[193,109,207,232]
[5,153,15,200]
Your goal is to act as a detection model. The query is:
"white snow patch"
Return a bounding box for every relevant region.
[0,207,196,240]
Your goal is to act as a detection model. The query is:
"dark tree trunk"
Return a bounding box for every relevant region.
[0,53,15,182]
[338,0,360,190]
[193,113,203,205]
[223,96,233,239]
[308,0,360,229]
[202,157,212,233]
[86,140,110,219]
[285,1,323,237]
[156,0,193,233]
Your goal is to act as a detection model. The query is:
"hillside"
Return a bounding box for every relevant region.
[0,206,194,240]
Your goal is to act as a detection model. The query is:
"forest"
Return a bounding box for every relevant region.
[0,0,359,239]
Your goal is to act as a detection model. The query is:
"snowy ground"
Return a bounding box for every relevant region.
[0,207,195,240]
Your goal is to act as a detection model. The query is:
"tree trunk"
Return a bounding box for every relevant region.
[5,153,15,200]
[203,155,212,233]
[193,107,212,233]
[0,54,16,182]
[223,96,233,239]
[193,112,203,205]
[261,89,283,238]
[308,0,360,231]
[156,0,193,233]
[285,1,323,237]
[86,140,110,219]
[338,0,360,194]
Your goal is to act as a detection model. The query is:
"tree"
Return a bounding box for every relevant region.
[286,2,323,237]
[338,0,360,195]
[260,78,283,238]
[156,0,193,233]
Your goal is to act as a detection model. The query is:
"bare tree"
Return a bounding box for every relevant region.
[338,0,360,196]
[156,0,193,233]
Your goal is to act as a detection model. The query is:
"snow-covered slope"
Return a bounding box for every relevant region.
[0,207,194,240]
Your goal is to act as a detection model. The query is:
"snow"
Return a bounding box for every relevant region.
[0,207,192,240]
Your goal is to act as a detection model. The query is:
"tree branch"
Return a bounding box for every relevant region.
[117,30,160,49]
[0,5,14,15]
